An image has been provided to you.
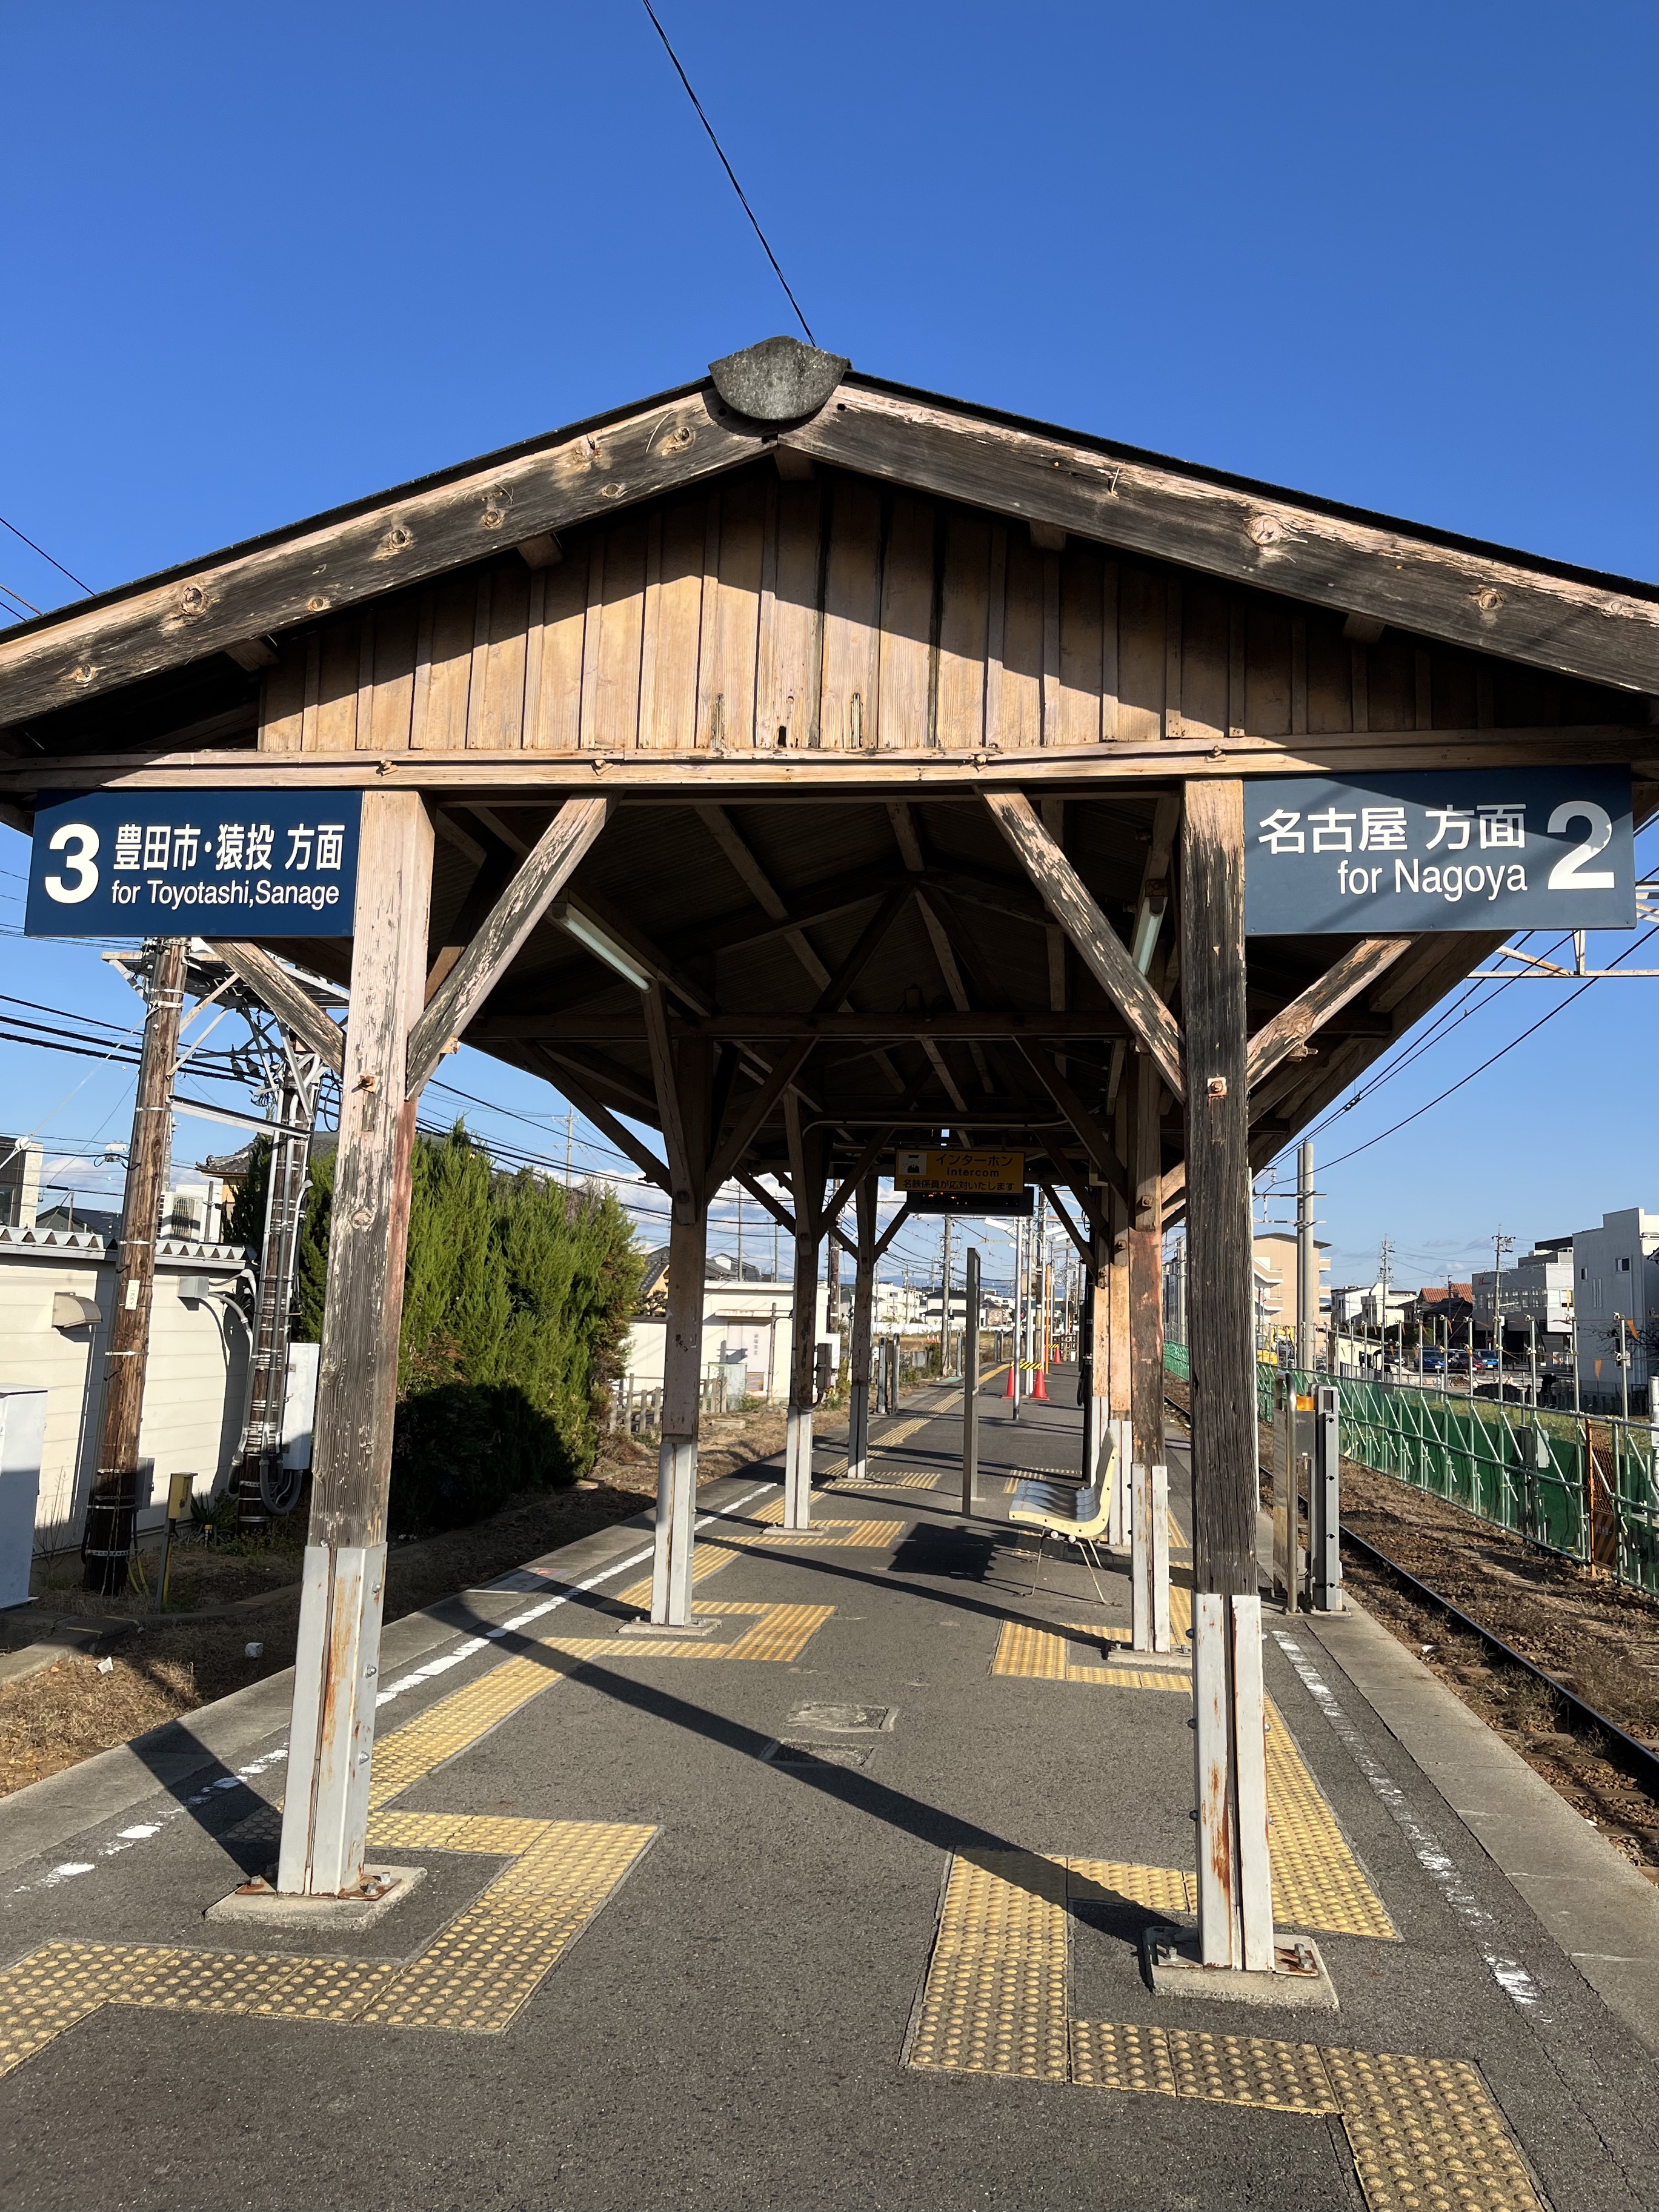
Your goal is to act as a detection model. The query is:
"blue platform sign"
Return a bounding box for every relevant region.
[25,790,362,938]
[1245,766,1635,935]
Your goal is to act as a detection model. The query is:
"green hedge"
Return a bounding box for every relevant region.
[236,1125,642,1533]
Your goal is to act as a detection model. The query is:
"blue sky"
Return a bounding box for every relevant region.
[3,0,1656,1292]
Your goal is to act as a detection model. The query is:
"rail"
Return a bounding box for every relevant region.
[1163,1343,1659,1598]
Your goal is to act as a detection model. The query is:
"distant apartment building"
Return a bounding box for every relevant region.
[1252,1232,1330,1350]
[1571,1208,1659,1415]
[1471,1238,1574,1352]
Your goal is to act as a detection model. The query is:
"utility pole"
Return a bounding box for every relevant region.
[234,1049,324,1532]
[1491,1231,1514,1363]
[940,1213,952,1376]
[1295,1141,1317,1373]
[1377,1236,1394,1373]
[84,937,187,1595]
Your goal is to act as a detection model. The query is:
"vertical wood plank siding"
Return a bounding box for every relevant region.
[259,467,1615,757]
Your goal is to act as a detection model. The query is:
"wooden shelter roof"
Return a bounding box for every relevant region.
[2,336,1654,1215]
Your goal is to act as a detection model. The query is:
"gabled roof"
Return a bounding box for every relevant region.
[2,336,1655,752]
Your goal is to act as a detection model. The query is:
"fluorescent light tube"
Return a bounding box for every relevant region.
[558,906,653,991]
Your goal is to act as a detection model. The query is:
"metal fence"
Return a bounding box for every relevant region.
[1162,1343,1659,1596]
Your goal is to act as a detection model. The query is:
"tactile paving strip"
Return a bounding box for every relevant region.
[0,1819,655,2076]
[908,1850,1071,2081]
[1265,1707,1397,1941]
[738,1506,903,1548]
[911,1850,1539,2211]
[833,1470,940,1490]
[1322,2047,1543,2211]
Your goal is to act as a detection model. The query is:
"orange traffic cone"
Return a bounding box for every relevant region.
[1028,1365,1049,1401]
[1003,1361,1017,1397]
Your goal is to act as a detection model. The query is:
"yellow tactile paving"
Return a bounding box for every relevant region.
[908,1849,1071,2082]
[984,1637,1394,1941]
[912,1848,1540,2212]
[1067,1859,1192,1916]
[833,1469,940,1491]
[1071,2019,1338,2112]
[1322,2047,1543,2212]
[0,1819,655,2076]
[1266,1707,1397,1942]
[613,1544,734,1611]
[732,1507,902,1548]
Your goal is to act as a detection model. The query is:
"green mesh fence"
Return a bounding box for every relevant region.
[1162,1344,1659,1596]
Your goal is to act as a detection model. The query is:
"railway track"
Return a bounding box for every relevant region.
[1160,1388,1659,1808]
[1337,1524,1659,1802]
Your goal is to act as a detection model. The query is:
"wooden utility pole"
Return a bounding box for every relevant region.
[234,1057,322,1532]
[83,936,186,1595]
[277,795,433,1899]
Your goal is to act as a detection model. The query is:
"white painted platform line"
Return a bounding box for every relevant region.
[1271,1630,1549,2019]
[9,1484,776,1904]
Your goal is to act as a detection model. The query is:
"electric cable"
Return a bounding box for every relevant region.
[0,512,92,595]
[638,0,816,345]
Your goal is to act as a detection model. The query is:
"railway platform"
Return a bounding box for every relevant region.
[3,1375,1659,2211]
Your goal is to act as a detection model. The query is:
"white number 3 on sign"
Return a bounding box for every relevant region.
[43,823,100,904]
[1546,802,1615,892]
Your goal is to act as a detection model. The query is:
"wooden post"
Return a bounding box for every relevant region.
[962,1245,981,1514]
[1131,1460,1171,1653]
[83,936,187,1594]
[650,1031,712,1626]
[1088,1232,1110,1490]
[1180,780,1257,1598]
[1179,779,1273,1973]
[783,1097,826,1529]
[278,794,433,1899]
[1129,1051,1166,1478]
[1108,1194,1132,1546]
[846,1175,877,1483]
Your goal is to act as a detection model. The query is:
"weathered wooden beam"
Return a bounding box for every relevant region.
[701,883,913,1198]
[12,726,1649,800]
[0,391,765,728]
[1035,1180,1091,1263]
[1179,780,1257,1599]
[474,1009,1140,1042]
[531,1051,669,1192]
[1245,935,1412,1092]
[873,1197,913,1263]
[406,794,609,1097]
[782,382,1659,696]
[986,791,1186,1099]
[205,939,345,1076]
[1017,1041,1128,1203]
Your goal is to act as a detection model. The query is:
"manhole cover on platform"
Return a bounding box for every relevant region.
[764,1741,874,1770]
[787,1703,896,1734]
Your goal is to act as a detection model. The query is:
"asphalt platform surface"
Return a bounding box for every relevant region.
[3,1372,1658,2211]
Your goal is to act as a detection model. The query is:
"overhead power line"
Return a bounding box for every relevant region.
[0,512,91,596]
[638,0,816,345]
[1314,920,1659,1174]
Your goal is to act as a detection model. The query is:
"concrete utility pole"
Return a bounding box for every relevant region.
[1295,1141,1317,1372]
[940,1213,952,1375]
[1491,1230,1514,1359]
[83,936,187,1595]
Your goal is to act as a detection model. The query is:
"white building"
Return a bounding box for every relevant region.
[0,1223,253,1548]
[1471,1237,1574,1349]
[622,1277,831,1406]
[1571,1207,1659,1415]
